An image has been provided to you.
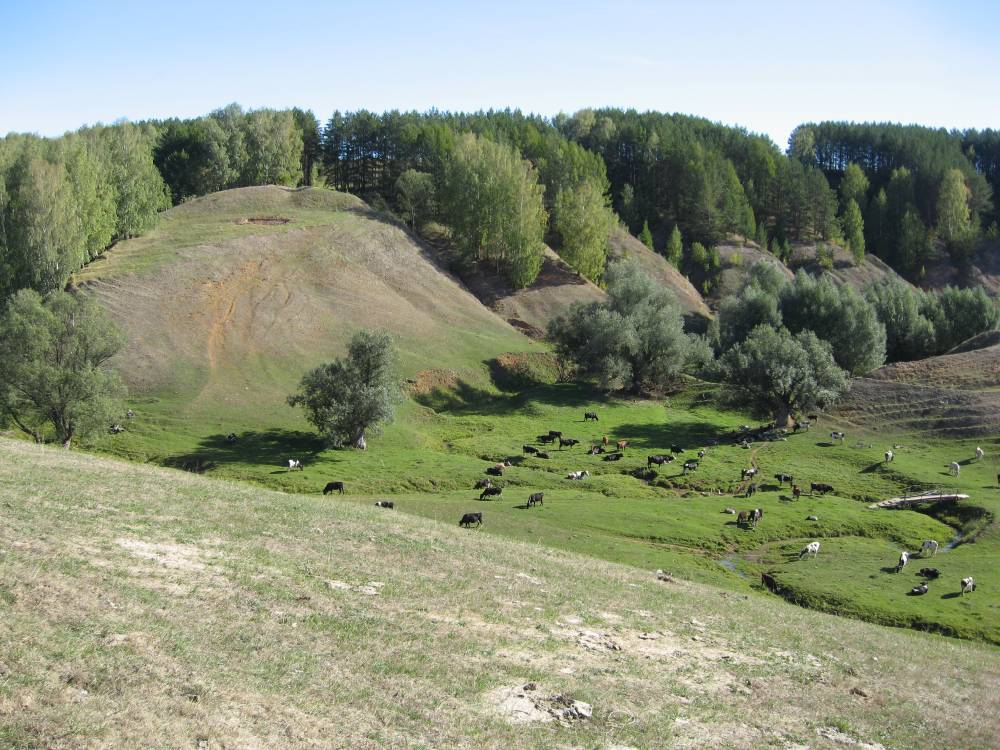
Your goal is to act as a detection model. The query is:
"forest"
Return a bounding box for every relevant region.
[2,104,998,306]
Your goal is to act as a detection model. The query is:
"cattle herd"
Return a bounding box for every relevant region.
[282,413,983,603]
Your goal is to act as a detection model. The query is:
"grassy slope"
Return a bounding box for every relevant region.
[2,438,998,749]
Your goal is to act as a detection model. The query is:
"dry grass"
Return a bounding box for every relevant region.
[1,438,998,749]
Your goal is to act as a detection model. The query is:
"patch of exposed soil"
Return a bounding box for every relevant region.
[235,216,291,225]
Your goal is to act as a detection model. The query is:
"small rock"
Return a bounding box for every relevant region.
[325,580,351,591]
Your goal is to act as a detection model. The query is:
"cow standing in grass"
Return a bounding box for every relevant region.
[920,540,939,557]
[799,541,820,559]
[895,551,909,573]
[584,412,599,422]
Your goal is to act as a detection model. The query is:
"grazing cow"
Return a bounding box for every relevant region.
[617,439,629,453]
[548,431,562,439]
[761,572,778,593]
[806,515,819,521]
[774,473,793,485]
[459,512,483,528]
[647,454,670,467]
[288,459,303,471]
[808,414,819,421]
[949,461,961,476]
[588,445,605,455]
[961,576,976,595]
[603,453,622,462]
[811,482,834,495]
[682,460,699,474]
[741,467,758,480]
[602,435,609,447]
[323,481,345,495]
[538,434,556,444]
[536,452,550,460]
[474,478,493,489]
[910,583,929,596]
[486,466,504,477]
[356,435,367,451]
[559,437,580,449]
[125,409,135,419]
[751,508,763,529]
[830,431,846,444]
[792,484,802,499]
[109,424,125,434]
[566,470,590,480]
[698,449,707,459]
[919,568,940,579]
[226,432,238,444]
[884,450,894,463]
[374,500,394,508]
[745,483,758,498]
[975,446,985,461]
[920,539,939,557]
[480,486,503,500]
[523,444,538,455]
[895,550,909,573]
[584,411,599,422]
[527,492,544,507]
[737,510,751,527]
[670,445,683,454]
[799,541,821,559]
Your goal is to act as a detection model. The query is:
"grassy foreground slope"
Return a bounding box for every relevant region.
[1,439,998,750]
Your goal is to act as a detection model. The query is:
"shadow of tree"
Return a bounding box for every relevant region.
[611,420,731,452]
[163,429,329,473]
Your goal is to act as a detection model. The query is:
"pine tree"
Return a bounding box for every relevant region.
[842,198,865,264]
[638,219,654,250]
[665,225,683,266]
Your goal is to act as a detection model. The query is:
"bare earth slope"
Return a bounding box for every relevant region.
[77,187,539,421]
[836,343,1000,436]
[3,438,998,749]
[607,229,712,326]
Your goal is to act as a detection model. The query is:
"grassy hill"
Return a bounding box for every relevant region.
[2,437,998,749]
[73,186,542,459]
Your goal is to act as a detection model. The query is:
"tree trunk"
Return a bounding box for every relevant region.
[773,404,794,429]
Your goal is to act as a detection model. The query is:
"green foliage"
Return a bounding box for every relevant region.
[933,286,1000,351]
[438,133,547,288]
[638,219,654,250]
[896,210,928,273]
[744,260,786,296]
[721,325,848,424]
[395,169,436,228]
[102,122,170,240]
[688,241,709,273]
[287,330,401,448]
[548,260,688,393]
[815,243,835,271]
[936,168,973,248]
[242,109,304,187]
[717,285,782,351]
[553,179,615,282]
[665,224,683,266]
[780,271,886,375]
[841,198,865,263]
[0,289,125,446]
[864,278,937,361]
[839,163,870,210]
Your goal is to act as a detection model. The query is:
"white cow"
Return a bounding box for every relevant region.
[830,431,846,444]
[884,450,894,462]
[961,576,976,595]
[895,550,909,573]
[566,470,590,480]
[949,461,961,476]
[920,539,939,557]
[287,459,303,471]
[975,446,985,461]
[799,541,821,559]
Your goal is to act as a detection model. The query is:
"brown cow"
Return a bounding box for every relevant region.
[617,439,629,452]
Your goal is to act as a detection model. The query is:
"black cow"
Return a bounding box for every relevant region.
[527,492,544,507]
[604,453,623,462]
[746,483,758,498]
[584,412,599,421]
[774,473,793,485]
[919,568,940,579]
[522,444,538,455]
[226,432,238,444]
[648,454,672,467]
[536,451,550,459]
[682,460,699,474]
[548,431,562,439]
[811,482,834,494]
[480,486,503,500]
[559,437,579,449]
[588,445,606,455]
[486,467,504,477]
[761,572,778,593]
[537,434,556,444]
[670,445,684,454]
[323,481,345,495]
[474,478,493,489]
[374,500,394,508]
[459,512,483,528]
[751,507,763,528]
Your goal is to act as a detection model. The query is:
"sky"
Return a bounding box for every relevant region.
[2,0,998,149]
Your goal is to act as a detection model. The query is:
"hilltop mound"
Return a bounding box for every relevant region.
[78,186,539,426]
[836,343,1000,436]
[3,438,996,749]
[607,229,712,327]
[947,329,1000,354]
[787,242,915,291]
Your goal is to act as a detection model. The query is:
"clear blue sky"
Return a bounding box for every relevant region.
[2,0,998,149]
